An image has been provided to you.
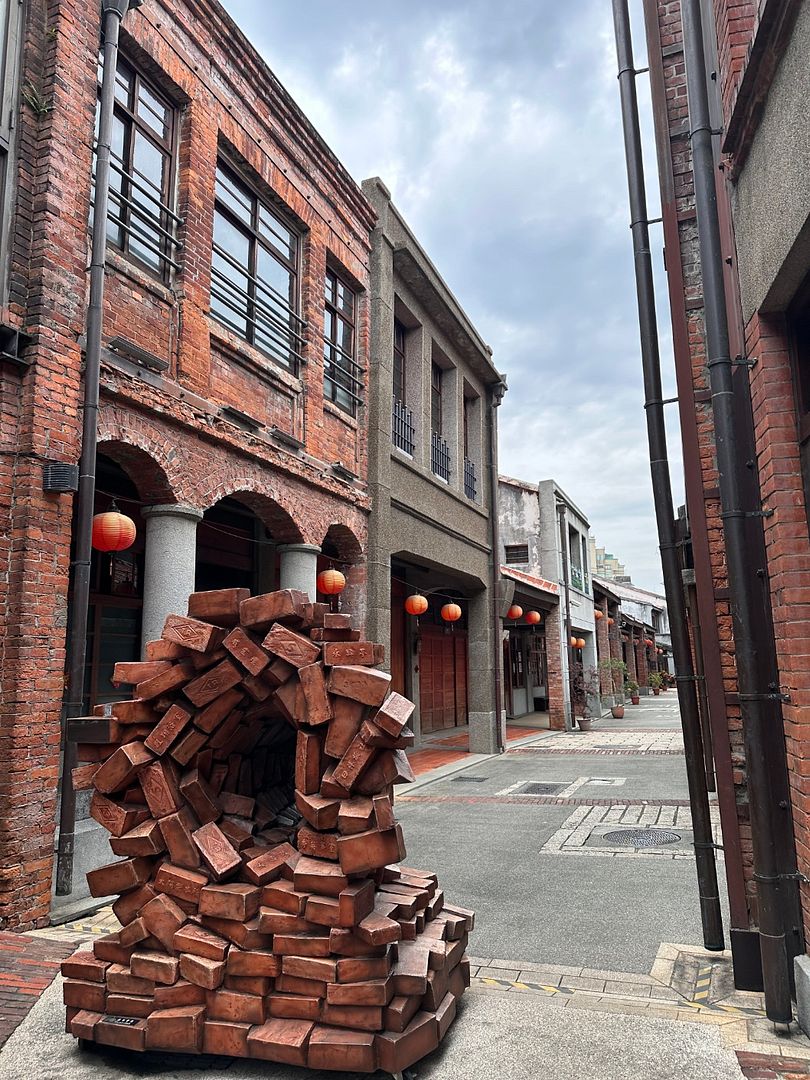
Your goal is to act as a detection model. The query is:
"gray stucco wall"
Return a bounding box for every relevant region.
[732,0,810,319]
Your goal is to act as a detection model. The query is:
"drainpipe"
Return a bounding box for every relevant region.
[488,375,506,753]
[681,0,799,1023]
[557,502,576,732]
[612,0,724,951]
[55,0,142,897]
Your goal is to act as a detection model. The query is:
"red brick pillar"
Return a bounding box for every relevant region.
[636,633,649,693]
[595,597,611,697]
[545,604,565,731]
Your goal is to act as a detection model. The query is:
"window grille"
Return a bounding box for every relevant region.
[392,398,415,455]
[431,430,451,482]
[323,268,362,415]
[464,457,477,501]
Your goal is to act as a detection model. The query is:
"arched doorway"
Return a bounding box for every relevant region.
[196,497,277,594]
[319,522,364,623]
[81,454,145,710]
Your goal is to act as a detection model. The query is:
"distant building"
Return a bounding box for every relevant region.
[499,476,595,729]
[588,538,628,582]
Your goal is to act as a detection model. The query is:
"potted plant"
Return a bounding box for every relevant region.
[648,672,663,696]
[599,657,627,718]
[625,679,640,705]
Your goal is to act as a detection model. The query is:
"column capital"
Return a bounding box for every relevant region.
[142,504,204,523]
[277,543,321,556]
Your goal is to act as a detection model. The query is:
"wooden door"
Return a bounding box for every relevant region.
[420,626,468,732]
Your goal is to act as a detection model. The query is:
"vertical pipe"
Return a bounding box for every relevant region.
[611,0,724,951]
[557,502,576,732]
[55,0,138,896]
[488,379,506,752]
[681,0,796,1023]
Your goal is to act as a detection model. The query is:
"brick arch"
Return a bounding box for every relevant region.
[200,476,305,545]
[321,521,364,564]
[98,412,183,505]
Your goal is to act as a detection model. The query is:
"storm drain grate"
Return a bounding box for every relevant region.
[516,781,567,796]
[602,828,682,848]
[450,775,488,783]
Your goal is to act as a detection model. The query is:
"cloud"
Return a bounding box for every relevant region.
[221,0,682,591]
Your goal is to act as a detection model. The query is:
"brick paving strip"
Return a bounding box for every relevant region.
[0,932,78,1049]
[399,794,693,807]
[737,1051,810,1078]
[507,747,685,755]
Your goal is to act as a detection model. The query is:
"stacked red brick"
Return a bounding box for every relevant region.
[61,587,473,1072]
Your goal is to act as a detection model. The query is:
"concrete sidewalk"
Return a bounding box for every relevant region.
[0,977,746,1080]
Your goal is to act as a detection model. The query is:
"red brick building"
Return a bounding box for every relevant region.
[643,0,810,1020]
[0,0,376,928]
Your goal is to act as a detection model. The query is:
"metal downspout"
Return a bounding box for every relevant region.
[681,0,798,1023]
[55,0,141,896]
[612,0,724,951]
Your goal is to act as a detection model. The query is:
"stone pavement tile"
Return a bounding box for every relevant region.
[581,967,657,983]
[519,970,563,986]
[565,976,607,991]
[482,967,520,981]
[604,981,653,999]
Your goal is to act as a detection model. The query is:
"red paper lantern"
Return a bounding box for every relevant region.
[441,603,462,623]
[525,610,541,625]
[507,605,523,620]
[577,637,586,649]
[405,593,428,616]
[594,609,604,620]
[570,636,578,648]
[608,617,615,626]
[317,569,346,596]
[92,510,136,553]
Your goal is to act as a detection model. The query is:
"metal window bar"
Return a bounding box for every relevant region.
[431,430,451,482]
[212,240,306,335]
[464,457,477,501]
[323,345,364,407]
[210,266,307,372]
[92,154,182,275]
[392,399,415,455]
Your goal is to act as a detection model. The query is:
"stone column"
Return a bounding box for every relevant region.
[141,505,203,654]
[278,544,320,601]
[467,589,499,755]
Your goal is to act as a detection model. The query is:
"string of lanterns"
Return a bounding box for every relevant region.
[569,636,586,649]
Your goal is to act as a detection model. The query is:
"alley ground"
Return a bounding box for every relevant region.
[2,698,810,1079]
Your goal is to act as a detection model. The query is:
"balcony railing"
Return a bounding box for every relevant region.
[464,457,477,501]
[392,399,415,455]
[431,431,451,483]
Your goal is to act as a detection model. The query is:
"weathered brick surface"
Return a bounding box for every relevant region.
[0,932,77,1048]
[0,0,377,928]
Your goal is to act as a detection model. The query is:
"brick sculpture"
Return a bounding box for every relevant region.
[61,588,473,1073]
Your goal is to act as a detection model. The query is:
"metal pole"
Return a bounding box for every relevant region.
[681,0,796,1022]
[611,0,724,951]
[557,502,576,732]
[55,0,140,896]
[488,379,507,753]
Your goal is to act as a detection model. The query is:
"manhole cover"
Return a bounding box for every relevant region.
[603,828,682,848]
[451,775,488,783]
[518,781,567,796]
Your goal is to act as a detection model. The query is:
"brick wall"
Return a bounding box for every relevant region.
[0,0,376,928]
[545,604,565,730]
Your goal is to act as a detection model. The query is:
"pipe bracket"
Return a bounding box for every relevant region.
[737,691,790,703]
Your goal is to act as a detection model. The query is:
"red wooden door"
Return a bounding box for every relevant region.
[420,627,468,732]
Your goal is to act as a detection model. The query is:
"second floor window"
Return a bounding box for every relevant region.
[97,56,180,278]
[393,320,406,404]
[323,268,361,415]
[431,362,443,433]
[211,162,304,373]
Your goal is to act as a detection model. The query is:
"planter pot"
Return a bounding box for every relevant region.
[578,717,593,732]
[630,695,640,705]
[611,705,625,719]
[653,688,661,696]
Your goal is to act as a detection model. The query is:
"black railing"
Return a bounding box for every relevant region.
[431,431,451,482]
[93,155,183,276]
[392,399,415,455]
[323,336,364,415]
[464,457,477,501]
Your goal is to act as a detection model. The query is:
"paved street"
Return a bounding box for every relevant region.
[3,695,810,1079]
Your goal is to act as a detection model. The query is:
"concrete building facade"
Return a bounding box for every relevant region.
[363,178,506,756]
[0,0,378,928]
[499,476,596,729]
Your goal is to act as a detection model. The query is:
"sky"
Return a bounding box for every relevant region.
[221,0,683,593]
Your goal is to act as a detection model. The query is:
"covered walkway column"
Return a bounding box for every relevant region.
[141,505,202,651]
[278,543,320,601]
